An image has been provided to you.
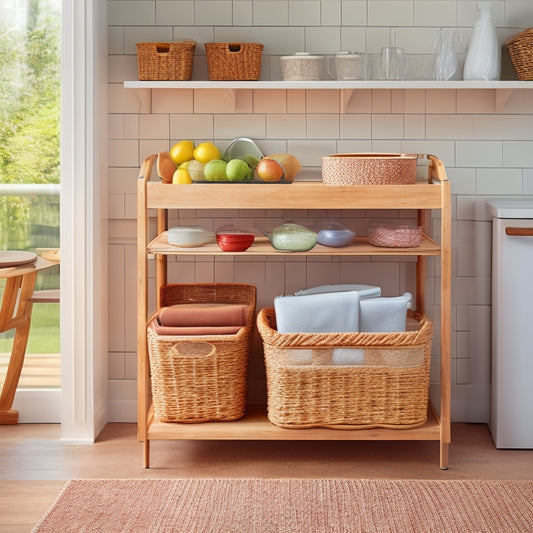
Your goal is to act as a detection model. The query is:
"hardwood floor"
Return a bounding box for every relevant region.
[1,422,532,532]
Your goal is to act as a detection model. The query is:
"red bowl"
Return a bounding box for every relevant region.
[216,233,255,252]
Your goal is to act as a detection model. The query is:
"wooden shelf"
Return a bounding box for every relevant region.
[148,403,441,441]
[149,233,441,257]
[143,181,445,210]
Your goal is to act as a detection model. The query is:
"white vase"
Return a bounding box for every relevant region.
[463,2,501,81]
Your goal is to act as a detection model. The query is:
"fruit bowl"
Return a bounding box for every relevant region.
[216,225,255,252]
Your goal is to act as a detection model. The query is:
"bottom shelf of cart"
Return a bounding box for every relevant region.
[146,403,441,441]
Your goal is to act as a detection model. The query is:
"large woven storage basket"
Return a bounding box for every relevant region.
[147,283,256,423]
[205,42,263,80]
[136,40,196,80]
[257,307,433,429]
[506,28,533,80]
[322,153,418,185]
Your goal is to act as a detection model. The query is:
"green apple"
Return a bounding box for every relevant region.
[226,158,252,182]
[204,159,228,182]
[243,154,260,171]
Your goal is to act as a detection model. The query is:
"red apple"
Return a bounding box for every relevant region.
[255,158,285,182]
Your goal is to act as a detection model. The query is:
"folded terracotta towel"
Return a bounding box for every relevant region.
[158,303,248,327]
[152,322,242,336]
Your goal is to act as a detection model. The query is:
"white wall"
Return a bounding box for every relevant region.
[106,0,533,423]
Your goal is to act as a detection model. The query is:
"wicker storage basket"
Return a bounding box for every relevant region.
[136,40,196,81]
[257,307,433,429]
[147,283,256,423]
[506,28,533,81]
[205,42,263,80]
[322,153,418,186]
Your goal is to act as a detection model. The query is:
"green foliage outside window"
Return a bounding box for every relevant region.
[0,0,60,251]
[0,0,60,357]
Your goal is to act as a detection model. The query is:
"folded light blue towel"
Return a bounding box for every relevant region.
[359,292,412,332]
[274,291,360,333]
[294,284,381,300]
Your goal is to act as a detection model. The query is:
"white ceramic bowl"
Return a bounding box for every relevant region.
[167,226,213,247]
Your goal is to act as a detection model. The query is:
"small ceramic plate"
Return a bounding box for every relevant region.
[0,251,38,268]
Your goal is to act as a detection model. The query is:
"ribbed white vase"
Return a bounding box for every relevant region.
[463,3,501,81]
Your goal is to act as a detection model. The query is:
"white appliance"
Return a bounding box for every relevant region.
[487,199,533,449]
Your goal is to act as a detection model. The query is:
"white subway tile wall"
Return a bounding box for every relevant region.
[107,0,533,423]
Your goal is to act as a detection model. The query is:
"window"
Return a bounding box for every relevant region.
[0,0,61,390]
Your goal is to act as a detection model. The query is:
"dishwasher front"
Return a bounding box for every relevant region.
[487,199,533,449]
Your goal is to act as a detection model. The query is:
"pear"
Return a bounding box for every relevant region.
[157,151,177,183]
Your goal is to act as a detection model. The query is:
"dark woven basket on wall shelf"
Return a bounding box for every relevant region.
[506,28,533,81]
[136,40,196,81]
[205,42,263,80]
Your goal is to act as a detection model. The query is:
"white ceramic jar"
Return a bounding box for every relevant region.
[280,52,323,80]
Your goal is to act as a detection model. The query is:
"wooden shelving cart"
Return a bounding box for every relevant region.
[137,154,451,469]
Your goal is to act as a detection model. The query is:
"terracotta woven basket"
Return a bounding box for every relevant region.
[147,283,256,423]
[322,153,418,185]
[506,28,533,81]
[257,307,433,429]
[136,40,196,81]
[205,42,263,80]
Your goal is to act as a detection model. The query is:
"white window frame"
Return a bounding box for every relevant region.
[58,0,108,443]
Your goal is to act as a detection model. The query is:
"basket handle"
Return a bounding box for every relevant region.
[170,341,216,358]
[155,43,171,54]
[228,43,243,53]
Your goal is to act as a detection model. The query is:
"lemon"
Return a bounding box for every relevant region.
[169,140,194,165]
[193,142,221,164]
[172,167,192,184]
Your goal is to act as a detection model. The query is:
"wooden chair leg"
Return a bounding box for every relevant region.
[0,319,31,424]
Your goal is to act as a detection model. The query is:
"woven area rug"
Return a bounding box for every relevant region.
[32,478,533,533]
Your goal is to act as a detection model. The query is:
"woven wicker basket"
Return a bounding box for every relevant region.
[322,153,418,186]
[205,42,263,80]
[136,40,196,81]
[147,283,256,423]
[506,28,533,81]
[257,307,433,429]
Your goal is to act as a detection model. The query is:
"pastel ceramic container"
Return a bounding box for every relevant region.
[280,53,323,80]
[215,225,255,252]
[167,226,213,247]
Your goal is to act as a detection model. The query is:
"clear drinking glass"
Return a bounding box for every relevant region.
[381,47,405,80]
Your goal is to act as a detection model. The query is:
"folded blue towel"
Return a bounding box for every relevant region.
[274,291,360,333]
[359,292,412,332]
[294,284,381,300]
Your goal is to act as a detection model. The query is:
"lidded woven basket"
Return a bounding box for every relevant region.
[136,40,196,81]
[205,42,263,80]
[322,153,418,186]
[506,28,533,80]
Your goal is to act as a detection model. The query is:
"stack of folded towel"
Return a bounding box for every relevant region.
[152,303,247,335]
[274,284,412,334]
[273,285,412,366]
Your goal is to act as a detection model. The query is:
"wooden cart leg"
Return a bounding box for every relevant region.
[440,441,449,470]
[143,439,150,469]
